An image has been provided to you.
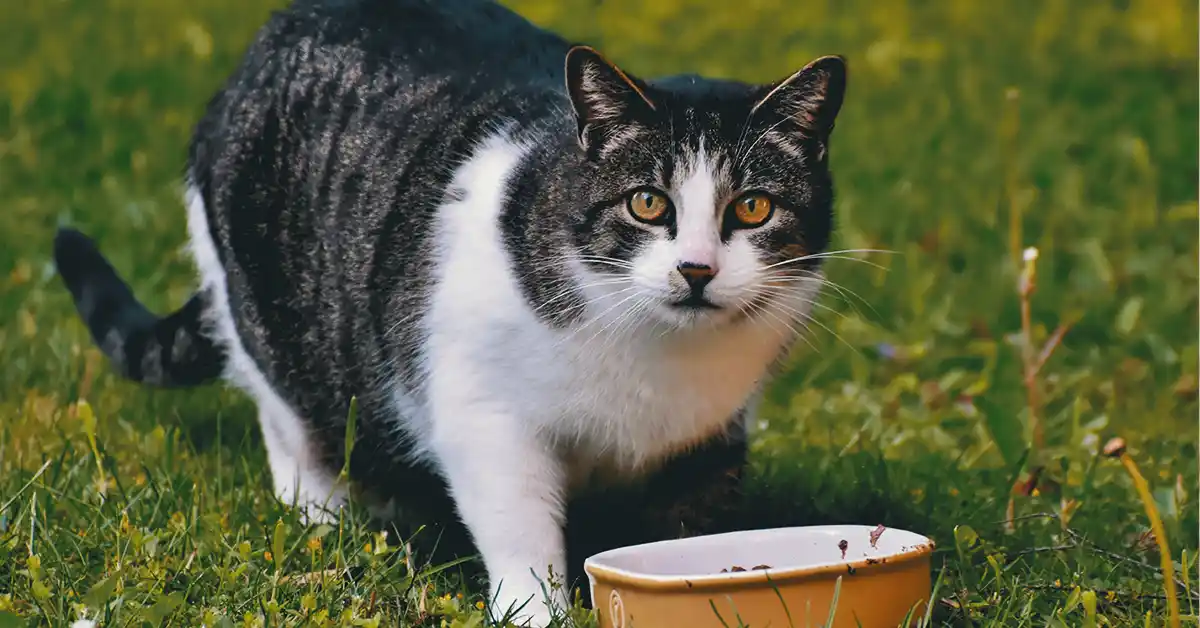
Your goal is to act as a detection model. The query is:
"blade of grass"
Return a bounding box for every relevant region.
[825,575,842,628]
[1105,438,1181,628]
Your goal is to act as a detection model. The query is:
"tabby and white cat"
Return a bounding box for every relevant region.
[54,0,846,623]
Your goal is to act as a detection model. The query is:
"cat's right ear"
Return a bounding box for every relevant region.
[751,55,847,141]
[565,45,657,152]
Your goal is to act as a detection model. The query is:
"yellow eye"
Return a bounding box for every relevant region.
[627,189,671,224]
[731,193,774,227]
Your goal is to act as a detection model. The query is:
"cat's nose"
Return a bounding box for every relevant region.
[677,262,717,294]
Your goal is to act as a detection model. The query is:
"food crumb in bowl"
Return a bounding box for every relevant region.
[719,564,771,573]
[870,524,887,548]
[838,539,848,559]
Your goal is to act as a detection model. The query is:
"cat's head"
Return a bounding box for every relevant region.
[562,46,845,332]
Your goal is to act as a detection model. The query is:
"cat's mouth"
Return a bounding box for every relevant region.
[668,295,721,310]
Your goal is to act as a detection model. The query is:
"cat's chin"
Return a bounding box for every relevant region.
[650,301,742,331]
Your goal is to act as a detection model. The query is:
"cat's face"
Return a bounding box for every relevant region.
[563,47,846,332]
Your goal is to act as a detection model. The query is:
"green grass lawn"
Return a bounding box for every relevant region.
[1,0,1197,625]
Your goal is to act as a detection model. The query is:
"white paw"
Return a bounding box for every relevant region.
[491,600,553,628]
[490,576,564,628]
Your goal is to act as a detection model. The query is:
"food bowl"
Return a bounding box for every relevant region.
[584,525,934,628]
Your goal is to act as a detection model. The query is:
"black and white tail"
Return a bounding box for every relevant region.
[53,227,225,387]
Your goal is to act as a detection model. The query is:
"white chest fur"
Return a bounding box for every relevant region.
[423,131,790,474]
[550,321,783,474]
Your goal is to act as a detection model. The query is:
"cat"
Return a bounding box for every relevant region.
[53,0,846,624]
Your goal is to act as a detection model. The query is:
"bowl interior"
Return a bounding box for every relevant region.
[586,525,931,580]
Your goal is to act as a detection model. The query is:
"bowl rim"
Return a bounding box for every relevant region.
[583,525,936,593]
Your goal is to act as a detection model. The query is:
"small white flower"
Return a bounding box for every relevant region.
[71,620,97,628]
[1022,247,1039,262]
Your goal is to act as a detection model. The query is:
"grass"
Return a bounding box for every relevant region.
[0,0,1196,625]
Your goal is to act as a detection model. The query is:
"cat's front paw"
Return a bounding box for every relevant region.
[489,575,565,628]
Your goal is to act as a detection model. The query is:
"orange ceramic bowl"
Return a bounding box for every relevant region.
[584,525,934,628]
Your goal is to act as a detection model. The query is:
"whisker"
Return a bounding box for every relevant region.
[589,296,651,354]
[767,295,860,357]
[602,301,644,350]
[755,300,817,352]
[753,284,850,322]
[555,291,644,349]
[591,297,647,347]
[573,261,635,273]
[761,273,880,319]
[737,296,790,343]
[531,278,632,315]
[509,254,633,287]
[759,248,896,269]
[811,247,899,257]
[546,285,641,320]
[760,253,893,273]
[712,249,896,292]
[573,254,636,267]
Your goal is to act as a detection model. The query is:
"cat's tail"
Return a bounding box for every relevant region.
[53,227,225,388]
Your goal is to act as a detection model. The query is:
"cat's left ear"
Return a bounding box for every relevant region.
[565,45,657,152]
[752,55,847,141]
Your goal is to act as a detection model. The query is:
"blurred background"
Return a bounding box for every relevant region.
[0,0,1196,624]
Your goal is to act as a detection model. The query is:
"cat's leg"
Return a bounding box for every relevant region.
[255,395,347,523]
[638,407,750,544]
[643,418,748,538]
[183,181,345,521]
[428,391,568,627]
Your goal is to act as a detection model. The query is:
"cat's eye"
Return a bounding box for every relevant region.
[730,193,775,228]
[626,189,672,224]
